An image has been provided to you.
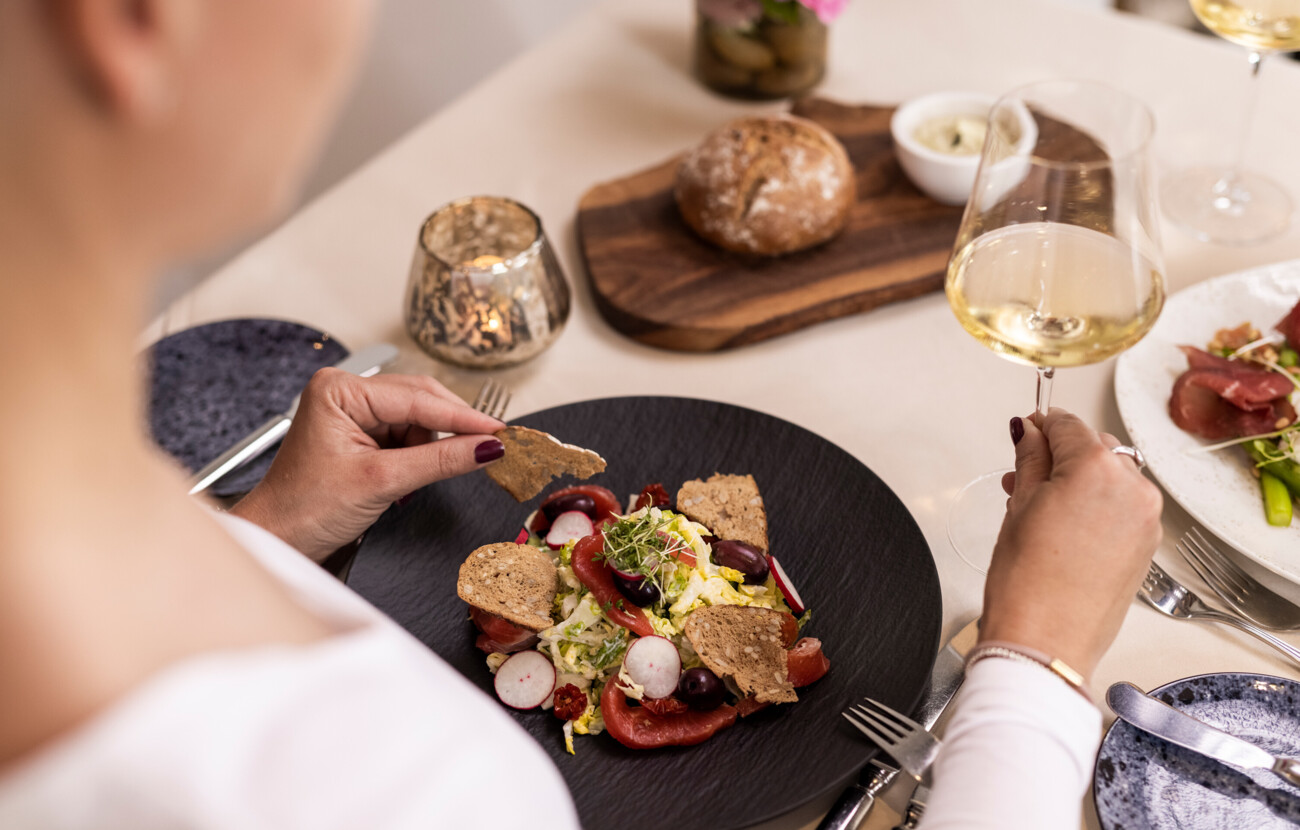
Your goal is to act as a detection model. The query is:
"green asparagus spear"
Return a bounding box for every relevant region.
[1261,470,1294,527]
[1246,440,1300,498]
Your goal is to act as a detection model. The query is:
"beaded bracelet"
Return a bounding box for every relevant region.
[965,641,1094,703]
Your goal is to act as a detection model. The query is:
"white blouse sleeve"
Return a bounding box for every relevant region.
[917,657,1102,830]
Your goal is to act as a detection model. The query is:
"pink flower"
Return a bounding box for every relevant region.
[797,0,848,24]
[698,0,763,27]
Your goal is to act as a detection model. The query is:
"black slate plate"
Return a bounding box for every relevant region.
[1095,672,1300,830]
[146,318,348,497]
[347,396,942,830]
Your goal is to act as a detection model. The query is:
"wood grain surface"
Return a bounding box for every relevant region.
[575,98,965,352]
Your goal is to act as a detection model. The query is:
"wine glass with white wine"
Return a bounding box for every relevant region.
[1163,0,1300,244]
[946,80,1166,574]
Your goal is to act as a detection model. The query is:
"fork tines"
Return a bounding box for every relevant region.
[1178,528,1249,605]
[472,378,511,421]
[842,697,920,746]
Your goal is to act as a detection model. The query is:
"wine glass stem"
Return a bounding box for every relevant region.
[1219,50,1266,196]
[1035,366,1055,420]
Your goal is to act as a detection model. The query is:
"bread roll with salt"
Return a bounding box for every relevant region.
[674,114,855,256]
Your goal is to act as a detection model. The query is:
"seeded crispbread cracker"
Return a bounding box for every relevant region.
[456,542,557,631]
[684,605,797,704]
[484,426,606,502]
[676,473,768,553]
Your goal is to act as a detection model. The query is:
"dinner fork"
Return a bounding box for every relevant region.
[1139,560,1300,668]
[471,378,511,420]
[1176,527,1300,631]
[842,697,942,781]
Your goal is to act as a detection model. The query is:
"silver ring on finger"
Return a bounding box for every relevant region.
[1111,444,1146,470]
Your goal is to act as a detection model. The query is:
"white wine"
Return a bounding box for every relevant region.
[947,223,1164,369]
[1191,0,1300,51]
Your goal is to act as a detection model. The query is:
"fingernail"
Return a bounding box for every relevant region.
[1010,416,1024,445]
[394,492,415,507]
[475,439,505,464]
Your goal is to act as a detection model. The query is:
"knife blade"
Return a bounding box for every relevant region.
[187,343,399,495]
[816,617,979,830]
[1107,681,1300,787]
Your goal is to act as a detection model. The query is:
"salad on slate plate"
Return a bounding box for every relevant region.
[458,452,829,754]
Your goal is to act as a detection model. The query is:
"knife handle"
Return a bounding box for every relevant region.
[187,413,291,495]
[816,764,897,830]
[816,784,882,830]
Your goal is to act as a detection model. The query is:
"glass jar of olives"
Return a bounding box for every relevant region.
[693,0,828,100]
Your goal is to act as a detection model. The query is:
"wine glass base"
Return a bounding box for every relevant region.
[946,469,1014,576]
[1162,166,1293,245]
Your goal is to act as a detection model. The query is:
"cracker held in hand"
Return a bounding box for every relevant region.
[676,473,768,553]
[456,542,558,631]
[484,425,606,501]
[684,605,797,704]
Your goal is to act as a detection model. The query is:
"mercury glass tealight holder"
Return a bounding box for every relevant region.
[404,196,571,369]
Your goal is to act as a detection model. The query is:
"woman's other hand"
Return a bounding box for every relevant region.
[229,369,504,562]
[981,408,1163,682]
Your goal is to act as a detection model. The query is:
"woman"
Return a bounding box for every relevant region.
[0,1,1162,827]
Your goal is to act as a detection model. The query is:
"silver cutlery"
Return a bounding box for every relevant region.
[817,617,977,830]
[843,697,942,781]
[1107,681,1300,787]
[471,378,511,421]
[188,343,398,495]
[1176,527,1300,631]
[892,784,928,830]
[1138,560,1300,668]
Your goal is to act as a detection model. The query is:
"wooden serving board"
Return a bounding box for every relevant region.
[576,97,965,352]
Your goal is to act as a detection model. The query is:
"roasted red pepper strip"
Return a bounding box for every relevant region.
[570,534,655,637]
[601,681,737,749]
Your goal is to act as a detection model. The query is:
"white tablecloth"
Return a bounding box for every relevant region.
[153,1,1300,827]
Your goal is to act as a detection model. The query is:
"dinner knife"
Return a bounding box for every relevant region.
[187,343,399,495]
[1107,681,1300,787]
[816,617,980,830]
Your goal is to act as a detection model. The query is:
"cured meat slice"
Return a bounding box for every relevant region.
[470,606,541,654]
[1178,347,1294,410]
[1169,371,1297,440]
[600,681,737,749]
[1277,299,1300,349]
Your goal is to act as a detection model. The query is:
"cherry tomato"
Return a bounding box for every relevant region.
[601,681,737,749]
[570,535,654,637]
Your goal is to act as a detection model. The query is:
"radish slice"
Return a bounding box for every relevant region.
[494,651,556,710]
[514,527,529,545]
[769,554,806,615]
[546,511,594,550]
[623,635,681,699]
[612,567,643,582]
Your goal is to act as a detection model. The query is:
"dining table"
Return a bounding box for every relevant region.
[147,0,1300,827]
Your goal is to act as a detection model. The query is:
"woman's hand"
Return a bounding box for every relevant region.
[980,408,1163,682]
[229,369,505,562]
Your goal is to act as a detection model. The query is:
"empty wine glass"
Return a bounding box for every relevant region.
[1162,0,1300,244]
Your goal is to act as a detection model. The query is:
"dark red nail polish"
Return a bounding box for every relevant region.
[475,439,505,464]
[1010,416,1024,445]
[394,492,415,507]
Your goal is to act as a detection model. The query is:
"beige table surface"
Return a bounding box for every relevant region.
[153,1,1300,827]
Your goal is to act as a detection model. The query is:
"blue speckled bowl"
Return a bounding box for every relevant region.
[1095,672,1300,830]
[146,319,348,497]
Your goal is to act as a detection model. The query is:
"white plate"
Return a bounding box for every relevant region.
[1115,260,1300,583]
